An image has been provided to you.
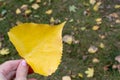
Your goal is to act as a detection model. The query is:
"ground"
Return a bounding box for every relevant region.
[0,0,120,80]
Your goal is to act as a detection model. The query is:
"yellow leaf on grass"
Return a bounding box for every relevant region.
[88,45,98,53]
[62,76,71,80]
[63,35,73,45]
[25,9,32,15]
[99,42,105,48]
[92,58,99,63]
[32,3,40,10]
[45,9,53,15]
[8,22,66,76]
[93,2,101,11]
[90,0,96,5]
[92,25,100,30]
[114,5,120,9]
[85,68,94,77]
[16,8,21,14]
[0,48,9,55]
[78,73,83,78]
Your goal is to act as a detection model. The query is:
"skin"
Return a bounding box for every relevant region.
[0,60,36,80]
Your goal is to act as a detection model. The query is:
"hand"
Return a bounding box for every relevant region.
[0,60,36,80]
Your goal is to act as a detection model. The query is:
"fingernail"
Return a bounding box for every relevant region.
[21,60,27,66]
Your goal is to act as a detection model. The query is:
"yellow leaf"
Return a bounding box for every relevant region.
[96,18,102,24]
[0,48,9,55]
[90,0,96,5]
[16,8,21,14]
[78,73,83,78]
[93,2,101,11]
[63,35,73,44]
[85,68,94,77]
[116,19,120,23]
[114,5,120,9]
[99,42,105,48]
[62,76,71,80]
[92,25,100,30]
[50,17,55,23]
[25,9,32,15]
[45,9,53,15]
[92,58,99,63]
[8,22,66,76]
[88,45,98,53]
[32,3,40,10]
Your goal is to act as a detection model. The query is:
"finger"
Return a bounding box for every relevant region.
[28,78,37,80]
[15,60,28,80]
[6,71,16,80]
[0,60,21,76]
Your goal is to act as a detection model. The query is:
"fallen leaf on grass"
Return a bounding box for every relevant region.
[32,3,40,10]
[16,8,21,14]
[21,4,28,11]
[45,9,53,15]
[63,35,73,45]
[109,13,119,18]
[95,18,102,24]
[103,64,112,71]
[92,58,99,63]
[78,73,83,78]
[69,5,77,12]
[50,17,55,24]
[99,34,105,39]
[25,9,32,15]
[0,48,9,55]
[92,25,100,30]
[81,27,86,31]
[115,19,120,23]
[115,55,120,63]
[93,2,101,11]
[89,0,96,5]
[62,76,71,80]
[16,20,23,25]
[85,68,94,77]
[114,5,120,9]
[99,42,105,48]
[88,45,98,53]
[8,22,66,76]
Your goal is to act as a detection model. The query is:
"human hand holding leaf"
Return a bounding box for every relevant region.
[8,22,66,76]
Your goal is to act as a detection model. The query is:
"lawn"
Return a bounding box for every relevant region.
[0,0,120,80]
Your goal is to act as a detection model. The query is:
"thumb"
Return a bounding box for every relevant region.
[15,60,29,80]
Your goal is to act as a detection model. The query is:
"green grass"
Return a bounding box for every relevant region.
[0,0,120,80]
